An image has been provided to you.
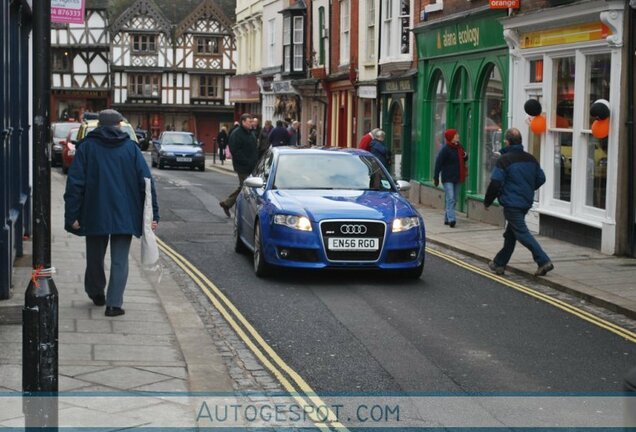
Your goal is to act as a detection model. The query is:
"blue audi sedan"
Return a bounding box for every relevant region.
[234,147,426,278]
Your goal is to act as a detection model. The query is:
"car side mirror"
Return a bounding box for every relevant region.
[244,176,264,188]
[396,180,411,192]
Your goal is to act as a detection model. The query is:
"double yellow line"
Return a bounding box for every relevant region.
[426,247,636,344]
[156,237,348,432]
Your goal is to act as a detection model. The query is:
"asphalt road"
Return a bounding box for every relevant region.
[150,161,636,393]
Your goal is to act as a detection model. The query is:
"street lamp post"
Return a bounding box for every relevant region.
[23,0,59,428]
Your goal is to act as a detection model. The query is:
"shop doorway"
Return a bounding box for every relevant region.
[448,67,472,212]
[388,101,403,179]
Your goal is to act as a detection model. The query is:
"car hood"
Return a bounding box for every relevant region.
[269,190,415,221]
[160,144,201,154]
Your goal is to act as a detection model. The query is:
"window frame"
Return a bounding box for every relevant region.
[128,74,161,98]
[195,36,222,56]
[339,0,350,66]
[131,33,157,54]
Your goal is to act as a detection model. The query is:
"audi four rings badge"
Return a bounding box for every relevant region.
[340,224,367,235]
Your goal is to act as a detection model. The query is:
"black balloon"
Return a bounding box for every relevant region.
[524,99,542,116]
[590,99,610,120]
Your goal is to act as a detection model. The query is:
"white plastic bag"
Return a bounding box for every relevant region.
[141,177,159,268]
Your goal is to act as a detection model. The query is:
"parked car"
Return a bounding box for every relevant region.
[76,117,138,144]
[150,131,205,171]
[49,121,80,167]
[61,127,80,174]
[234,147,426,278]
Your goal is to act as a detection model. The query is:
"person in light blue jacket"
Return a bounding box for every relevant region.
[64,109,159,317]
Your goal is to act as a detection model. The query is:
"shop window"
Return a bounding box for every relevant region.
[553,57,575,202]
[430,73,447,175]
[584,53,610,209]
[478,65,504,195]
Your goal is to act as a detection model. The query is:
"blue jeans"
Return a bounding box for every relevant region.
[85,235,133,308]
[493,207,551,267]
[443,182,461,223]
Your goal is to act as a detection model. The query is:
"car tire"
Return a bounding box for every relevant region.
[200,164,206,172]
[253,222,271,277]
[403,260,424,280]
[158,160,165,170]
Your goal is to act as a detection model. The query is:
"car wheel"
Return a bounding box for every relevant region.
[158,159,165,170]
[200,164,205,172]
[403,260,424,280]
[253,222,271,277]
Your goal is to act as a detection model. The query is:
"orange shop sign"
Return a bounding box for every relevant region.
[520,22,611,49]
[489,0,519,9]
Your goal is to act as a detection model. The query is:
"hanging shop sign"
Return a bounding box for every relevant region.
[489,0,519,9]
[358,86,377,99]
[520,22,611,49]
[51,0,85,24]
[416,15,506,59]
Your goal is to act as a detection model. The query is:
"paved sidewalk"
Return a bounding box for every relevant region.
[208,158,636,319]
[0,171,234,428]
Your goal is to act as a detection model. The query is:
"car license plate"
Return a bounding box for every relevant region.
[328,237,379,251]
[176,157,192,162]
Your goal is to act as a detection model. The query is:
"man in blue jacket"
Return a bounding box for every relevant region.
[64,109,159,317]
[484,128,553,277]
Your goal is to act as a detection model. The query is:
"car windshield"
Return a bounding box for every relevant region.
[54,123,80,138]
[162,133,195,145]
[273,153,394,191]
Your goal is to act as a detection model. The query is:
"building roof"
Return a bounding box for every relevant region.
[110,0,235,24]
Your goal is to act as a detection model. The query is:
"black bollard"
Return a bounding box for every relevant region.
[23,274,58,428]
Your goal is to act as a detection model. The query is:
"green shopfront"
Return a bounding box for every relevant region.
[412,11,508,219]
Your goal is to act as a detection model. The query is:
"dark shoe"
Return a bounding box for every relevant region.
[534,261,554,276]
[89,294,106,306]
[105,306,125,317]
[219,202,231,218]
[449,221,456,228]
[444,220,449,225]
[488,260,505,275]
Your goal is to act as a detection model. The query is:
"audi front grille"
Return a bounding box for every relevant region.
[319,220,386,262]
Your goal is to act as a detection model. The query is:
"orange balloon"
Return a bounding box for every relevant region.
[530,115,546,134]
[591,118,609,139]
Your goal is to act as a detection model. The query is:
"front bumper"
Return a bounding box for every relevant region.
[159,155,205,167]
[260,219,426,270]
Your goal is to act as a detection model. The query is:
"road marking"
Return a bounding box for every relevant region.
[426,247,636,344]
[156,237,347,432]
[207,165,234,176]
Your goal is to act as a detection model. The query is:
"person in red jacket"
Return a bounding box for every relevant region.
[358,128,379,151]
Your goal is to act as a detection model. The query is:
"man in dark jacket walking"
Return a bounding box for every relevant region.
[219,113,258,217]
[484,128,553,277]
[64,109,159,317]
[268,120,290,147]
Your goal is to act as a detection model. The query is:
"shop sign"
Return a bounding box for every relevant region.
[381,79,413,94]
[520,22,611,49]
[358,86,377,99]
[51,0,85,24]
[489,0,519,9]
[417,15,506,58]
[272,80,296,94]
[229,75,260,102]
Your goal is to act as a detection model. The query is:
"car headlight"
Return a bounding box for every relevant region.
[392,217,420,232]
[273,214,312,231]
[160,151,174,157]
[195,151,203,156]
